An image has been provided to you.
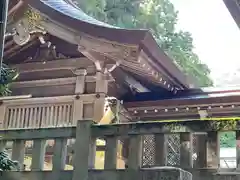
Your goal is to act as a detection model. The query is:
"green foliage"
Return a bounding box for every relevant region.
[220,132,235,148]
[0,63,18,96]
[0,150,19,171]
[77,0,213,86]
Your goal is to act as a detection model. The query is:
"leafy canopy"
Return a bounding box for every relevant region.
[0,63,18,96]
[76,0,213,87]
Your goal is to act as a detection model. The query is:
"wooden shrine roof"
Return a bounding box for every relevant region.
[5,0,197,95]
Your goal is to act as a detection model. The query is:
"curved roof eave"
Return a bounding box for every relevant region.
[223,0,240,29]
[23,0,194,89]
[24,0,149,45]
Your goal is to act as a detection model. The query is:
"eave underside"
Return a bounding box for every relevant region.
[125,90,240,120]
[223,0,240,28]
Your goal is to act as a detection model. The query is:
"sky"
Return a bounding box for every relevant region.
[171,0,240,86]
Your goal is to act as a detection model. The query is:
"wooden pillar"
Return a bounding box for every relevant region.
[95,71,108,94]
[206,131,219,168]
[154,134,168,166]
[72,69,86,125]
[94,72,108,123]
[180,132,193,168]
[195,133,207,168]
[74,69,87,94]
[72,120,93,180]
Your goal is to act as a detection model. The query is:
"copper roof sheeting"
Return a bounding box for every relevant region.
[22,0,194,89]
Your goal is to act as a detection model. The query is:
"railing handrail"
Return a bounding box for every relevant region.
[1,94,97,106]
[0,119,236,140]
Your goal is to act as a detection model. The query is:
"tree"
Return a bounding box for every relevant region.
[0,149,18,172]
[76,0,213,87]
[0,63,18,96]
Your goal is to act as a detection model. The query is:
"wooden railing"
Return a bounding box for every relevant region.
[2,120,240,180]
[0,94,102,129]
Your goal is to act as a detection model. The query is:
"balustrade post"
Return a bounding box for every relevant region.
[12,140,25,170]
[52,138,68,179]
[128,135,142,169]
[72,120,93,180]
[104,136,118,169]
[206,131,220,168]
[88,137,96,169]
[31,139,47,170]
[154,134,168,166]
[195,133,207,168]
[236,122,240,169]
[180,132,193,168]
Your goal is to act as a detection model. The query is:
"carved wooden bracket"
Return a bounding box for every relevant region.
[9,9,46,46]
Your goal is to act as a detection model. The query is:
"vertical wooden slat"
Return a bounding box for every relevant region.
[49,106,53,127]
[180,132,193,168]
[31,139,46,170]
[128,135,142,169]
[104,136,118,169]
[32,107,37,128]
[53,106,58,127]
[0,105,6,129]
[52,138,67,179]
[207,131,220,168]
[25,108,33,128]
[42,106,50,127]
[37,107,42,128]
[40,106,46,128]
[62,105,67,126]
[16,108,21,128]
[20,108,25,128]
[3,108,9,129]
[58,105,63,127]
[154,134,169,166]
[72,120,93,180]
[66,104,71,126]
[11,108,17,128]
[195,133,207,168]
[12,140,25,170]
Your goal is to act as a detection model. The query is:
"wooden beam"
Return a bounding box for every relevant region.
[11,76,114,88]
[12,57,94,73]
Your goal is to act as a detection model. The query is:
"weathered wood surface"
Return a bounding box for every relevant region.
[2,169,187,180]
[1,120,240,180]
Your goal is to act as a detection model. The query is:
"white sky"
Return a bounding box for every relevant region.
[171,0,240,85]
